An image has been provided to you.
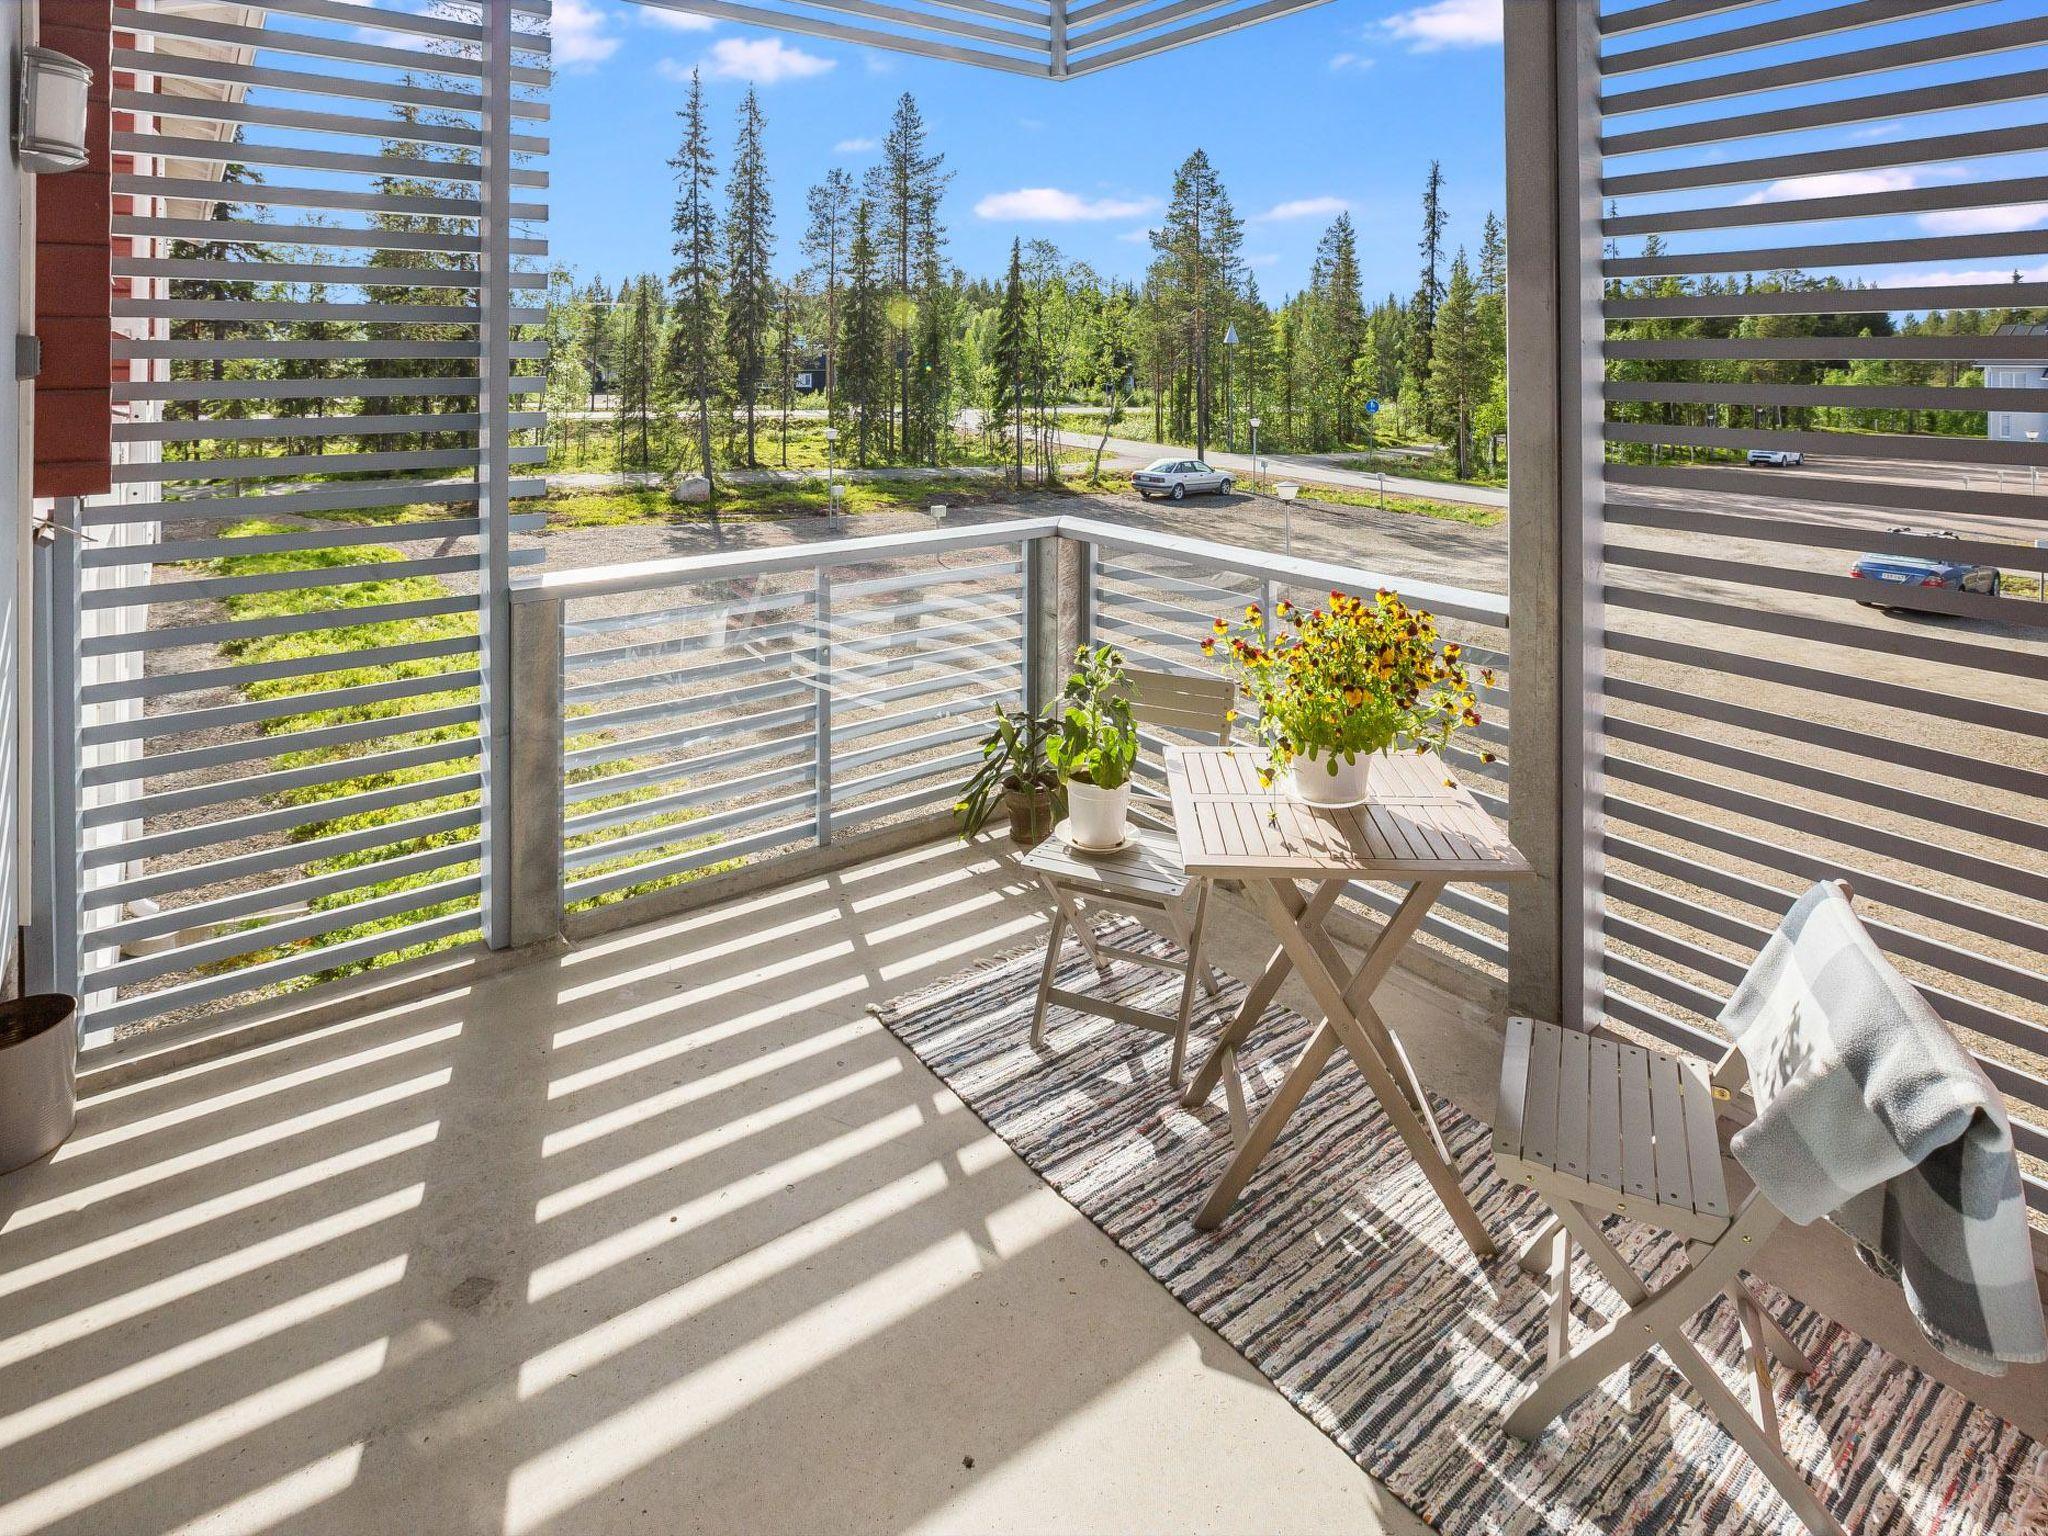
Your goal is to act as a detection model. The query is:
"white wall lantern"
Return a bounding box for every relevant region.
[16,46,91,175]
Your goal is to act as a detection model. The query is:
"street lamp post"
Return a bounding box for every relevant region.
[1249,416,1261,493]
[824,424,839,505]
[1222,324,1239,455]
[2029,429,2040,495]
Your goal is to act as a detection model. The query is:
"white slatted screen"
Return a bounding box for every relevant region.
[61,0,549,1032]
[1589,0,2048,1211]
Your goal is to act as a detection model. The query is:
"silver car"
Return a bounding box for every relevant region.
[1132,457,1233,501]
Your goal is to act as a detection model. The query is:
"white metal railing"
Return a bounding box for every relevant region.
[1063,516,1513,977]
[505,520,1060,929]
[504,516,1514,977]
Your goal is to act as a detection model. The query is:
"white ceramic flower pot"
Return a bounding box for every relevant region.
[1289,749,1377,808]
[1065,779,1131,849]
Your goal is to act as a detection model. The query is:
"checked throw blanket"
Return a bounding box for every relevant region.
[1722,881,2047,1376]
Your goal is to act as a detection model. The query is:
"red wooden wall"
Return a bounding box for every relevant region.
[33,0,112,499]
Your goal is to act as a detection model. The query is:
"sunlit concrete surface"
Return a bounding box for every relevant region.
[0,839,1435,1536]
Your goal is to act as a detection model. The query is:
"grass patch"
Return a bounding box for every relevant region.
[1287,484,1505,528]
[1331,451,1507,490]
[534,473,1024,530]
[1999,572,2047,599]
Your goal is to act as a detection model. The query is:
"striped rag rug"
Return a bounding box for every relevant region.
[870,921,2048,1536]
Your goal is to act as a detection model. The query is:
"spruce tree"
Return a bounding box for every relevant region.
[802,167,856,419]
[1148,149,1242,458]
[617,274,660,467]
[991,239,1029,487]
[840,199,888,465]
[1409,160,1447,435]
[1309,214,1365,445]
[669,68,722,490]
[723,88,775,467]
[868,93,950,456]
[1430,248,1485,479]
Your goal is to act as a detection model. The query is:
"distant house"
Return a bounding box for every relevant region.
[1980,322,2048,443]
[793,353,829,394]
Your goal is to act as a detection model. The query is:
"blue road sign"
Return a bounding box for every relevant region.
[1365,398,1380,415]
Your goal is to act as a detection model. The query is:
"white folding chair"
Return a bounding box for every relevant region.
[1021,668,1232,1087]
[1491,890,1866,1536]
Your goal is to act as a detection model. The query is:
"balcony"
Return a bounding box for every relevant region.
[6,1,2048,1533]
[4,513,2042,1536]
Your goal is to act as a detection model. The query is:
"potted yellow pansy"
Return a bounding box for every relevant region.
[1204,588,1492,807]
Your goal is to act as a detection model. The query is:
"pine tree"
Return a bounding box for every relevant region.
[991,239,1029,486]
[1430,248,1486,479]
[1148,149,1242,458]
[723,87,775,467]
[840,199,888,465]
[802,167,855,419]
[669,68,722,490]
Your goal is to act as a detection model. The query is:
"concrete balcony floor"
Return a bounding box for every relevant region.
[0,837,1461,1536]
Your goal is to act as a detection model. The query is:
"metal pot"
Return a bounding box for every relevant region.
[0,994,78,1175]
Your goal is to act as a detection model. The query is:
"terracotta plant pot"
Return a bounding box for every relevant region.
[1003,783,1055,847]
[1289,749,1380,809]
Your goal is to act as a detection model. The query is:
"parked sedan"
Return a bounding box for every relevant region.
[1133,457,1234,500]
[1851,530,2001,604]
[1745,448,1804,468]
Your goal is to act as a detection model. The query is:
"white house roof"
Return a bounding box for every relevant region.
[628,0,1334,78]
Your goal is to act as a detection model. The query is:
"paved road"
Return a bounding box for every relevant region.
[1052,427,1509,511]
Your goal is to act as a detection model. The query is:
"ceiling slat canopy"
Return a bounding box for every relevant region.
[628,0,1336,78]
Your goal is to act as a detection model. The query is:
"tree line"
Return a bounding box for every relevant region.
[548,92,1519,488]
[155,85,2033,494]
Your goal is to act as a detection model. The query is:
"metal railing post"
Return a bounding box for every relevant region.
[1054,531,1093,683]
[814,566,834,846]
[1024,533,1059,716]
[27,511,82,1002]
[504,596,565,948]
[477,0,518,949]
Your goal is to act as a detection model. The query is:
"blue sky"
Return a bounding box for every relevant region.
[541,0,1509,300]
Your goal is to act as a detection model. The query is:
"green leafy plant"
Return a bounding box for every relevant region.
[1045,644,1138,791]
[954,704,1058,839]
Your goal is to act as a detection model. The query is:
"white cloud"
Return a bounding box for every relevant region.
[1328,51,1374,71]
[552,0,621,69]
[1380,0,1501,51]
[1876,261,2048,289]
[640,5,716,29]
[1918,203,2048,236]
[834,136,877,154]
[1740,167,1924,204]
[698,35,835,82]
[974,187,1161,222]
[1256,195,1349,222]
[1848,120,1906,142]
[1116,227,1155,244]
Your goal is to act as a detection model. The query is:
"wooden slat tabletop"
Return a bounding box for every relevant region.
[1164,746,1533,880]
